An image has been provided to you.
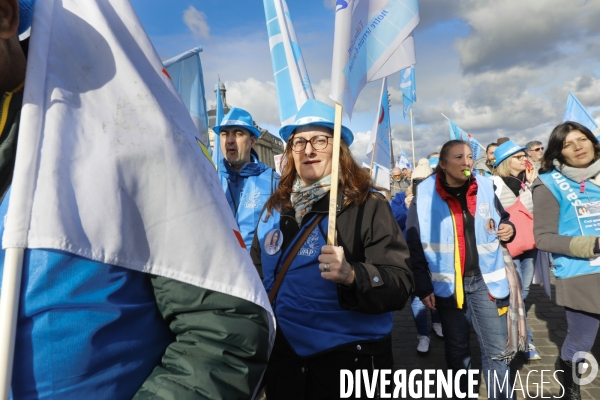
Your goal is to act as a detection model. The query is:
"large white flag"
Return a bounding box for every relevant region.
[264,0,314,125]
[366,77,392,171]
[4,0,274,340]
[330,0,419,118]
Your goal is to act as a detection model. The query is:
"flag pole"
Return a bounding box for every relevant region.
[327,103,343,245]
[369,143,376,173]
[0,247,25,399]
[441,113,486,151]
[410,109,416,166]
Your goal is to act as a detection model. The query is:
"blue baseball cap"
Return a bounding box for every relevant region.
[18,0,35,36]
[279,99,354,146]
[213,108,261,138]
[493,140,527,167]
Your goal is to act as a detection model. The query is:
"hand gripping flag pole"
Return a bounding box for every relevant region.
[0,248,25,399]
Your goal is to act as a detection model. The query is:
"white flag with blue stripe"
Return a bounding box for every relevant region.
[399,65,416,118]
[263,0,314,125]
[330,0,419,118]
[366,78,392,170]
[563,92,599,132]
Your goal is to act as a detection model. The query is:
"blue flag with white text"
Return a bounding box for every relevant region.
[164,47,210,149]
[564,92,598,132]
[263,0,314,124]
[399,65,416,118]
[448,119,481,160]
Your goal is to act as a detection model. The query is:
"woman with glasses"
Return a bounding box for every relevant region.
[532,122,600,399]
[250,99,413,399]
[491,140,540,361]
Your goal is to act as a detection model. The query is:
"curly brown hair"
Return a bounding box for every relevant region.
[265,131,378,215]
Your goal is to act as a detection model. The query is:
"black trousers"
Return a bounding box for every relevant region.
[265,329,393,400]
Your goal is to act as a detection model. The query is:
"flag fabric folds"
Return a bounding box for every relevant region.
[212,79,225,167]
[397,149,413,170]
[163,47,210,149]
[448,119,481,160]
[399,65,416,118]
[4,0,274,340]
[563,92,599,132]
[330,0,419,117]
[366,78,392,172]
[263,0,314,125]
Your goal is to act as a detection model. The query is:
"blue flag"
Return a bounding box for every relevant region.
[397,149,413,169]
[366,78,392,170]
[163,47,210,149]
[212,79,225,167]
[448,119,481,160]
[399,65,416,118]
[263,0,314,124]
[563,92,598,132]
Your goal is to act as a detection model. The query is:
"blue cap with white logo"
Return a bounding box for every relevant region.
[18,0,35,37]
[493,140,527,167]
[213,108,262,138]
[279,99,354,146]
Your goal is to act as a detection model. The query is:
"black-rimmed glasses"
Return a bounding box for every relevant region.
[530,147,544,152]
[290,135,332,152]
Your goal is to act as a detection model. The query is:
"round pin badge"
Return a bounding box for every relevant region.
[264,229,283,255]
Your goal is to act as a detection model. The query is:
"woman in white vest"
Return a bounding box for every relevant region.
[406,140,515,400]
[491,140,540,361]
[532,121,600,400]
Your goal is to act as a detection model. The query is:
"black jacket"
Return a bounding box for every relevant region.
[251,192,414,314]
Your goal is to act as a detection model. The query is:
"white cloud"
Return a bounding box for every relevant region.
[221,78,280,127]
[183,6,210,39]
[455,0,600,73]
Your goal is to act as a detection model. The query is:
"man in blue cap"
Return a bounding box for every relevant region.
[215,108,279,250]
[0,1,269,398]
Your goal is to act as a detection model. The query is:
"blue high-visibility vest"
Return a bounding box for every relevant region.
[416,174,509,300]
[539,170,600,279]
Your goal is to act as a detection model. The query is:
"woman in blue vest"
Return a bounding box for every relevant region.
[250,99,413,399]
[532,121,600,400]
[406,140,515,400]
[491,140,540,361]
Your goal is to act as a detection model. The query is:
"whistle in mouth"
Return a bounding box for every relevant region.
[463,170,471,177]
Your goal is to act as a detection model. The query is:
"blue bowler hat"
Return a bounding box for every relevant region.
[18,0,35,36]
[493,140,527,167]
[213,108,261,138]
[279,99,354,146]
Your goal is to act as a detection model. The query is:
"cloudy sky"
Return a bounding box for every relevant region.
[131,0,600,165]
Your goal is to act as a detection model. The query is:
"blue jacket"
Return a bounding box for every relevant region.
[218,156,279,250]
[390,191,408,232]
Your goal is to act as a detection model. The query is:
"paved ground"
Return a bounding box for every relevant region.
[391,279,600,399]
